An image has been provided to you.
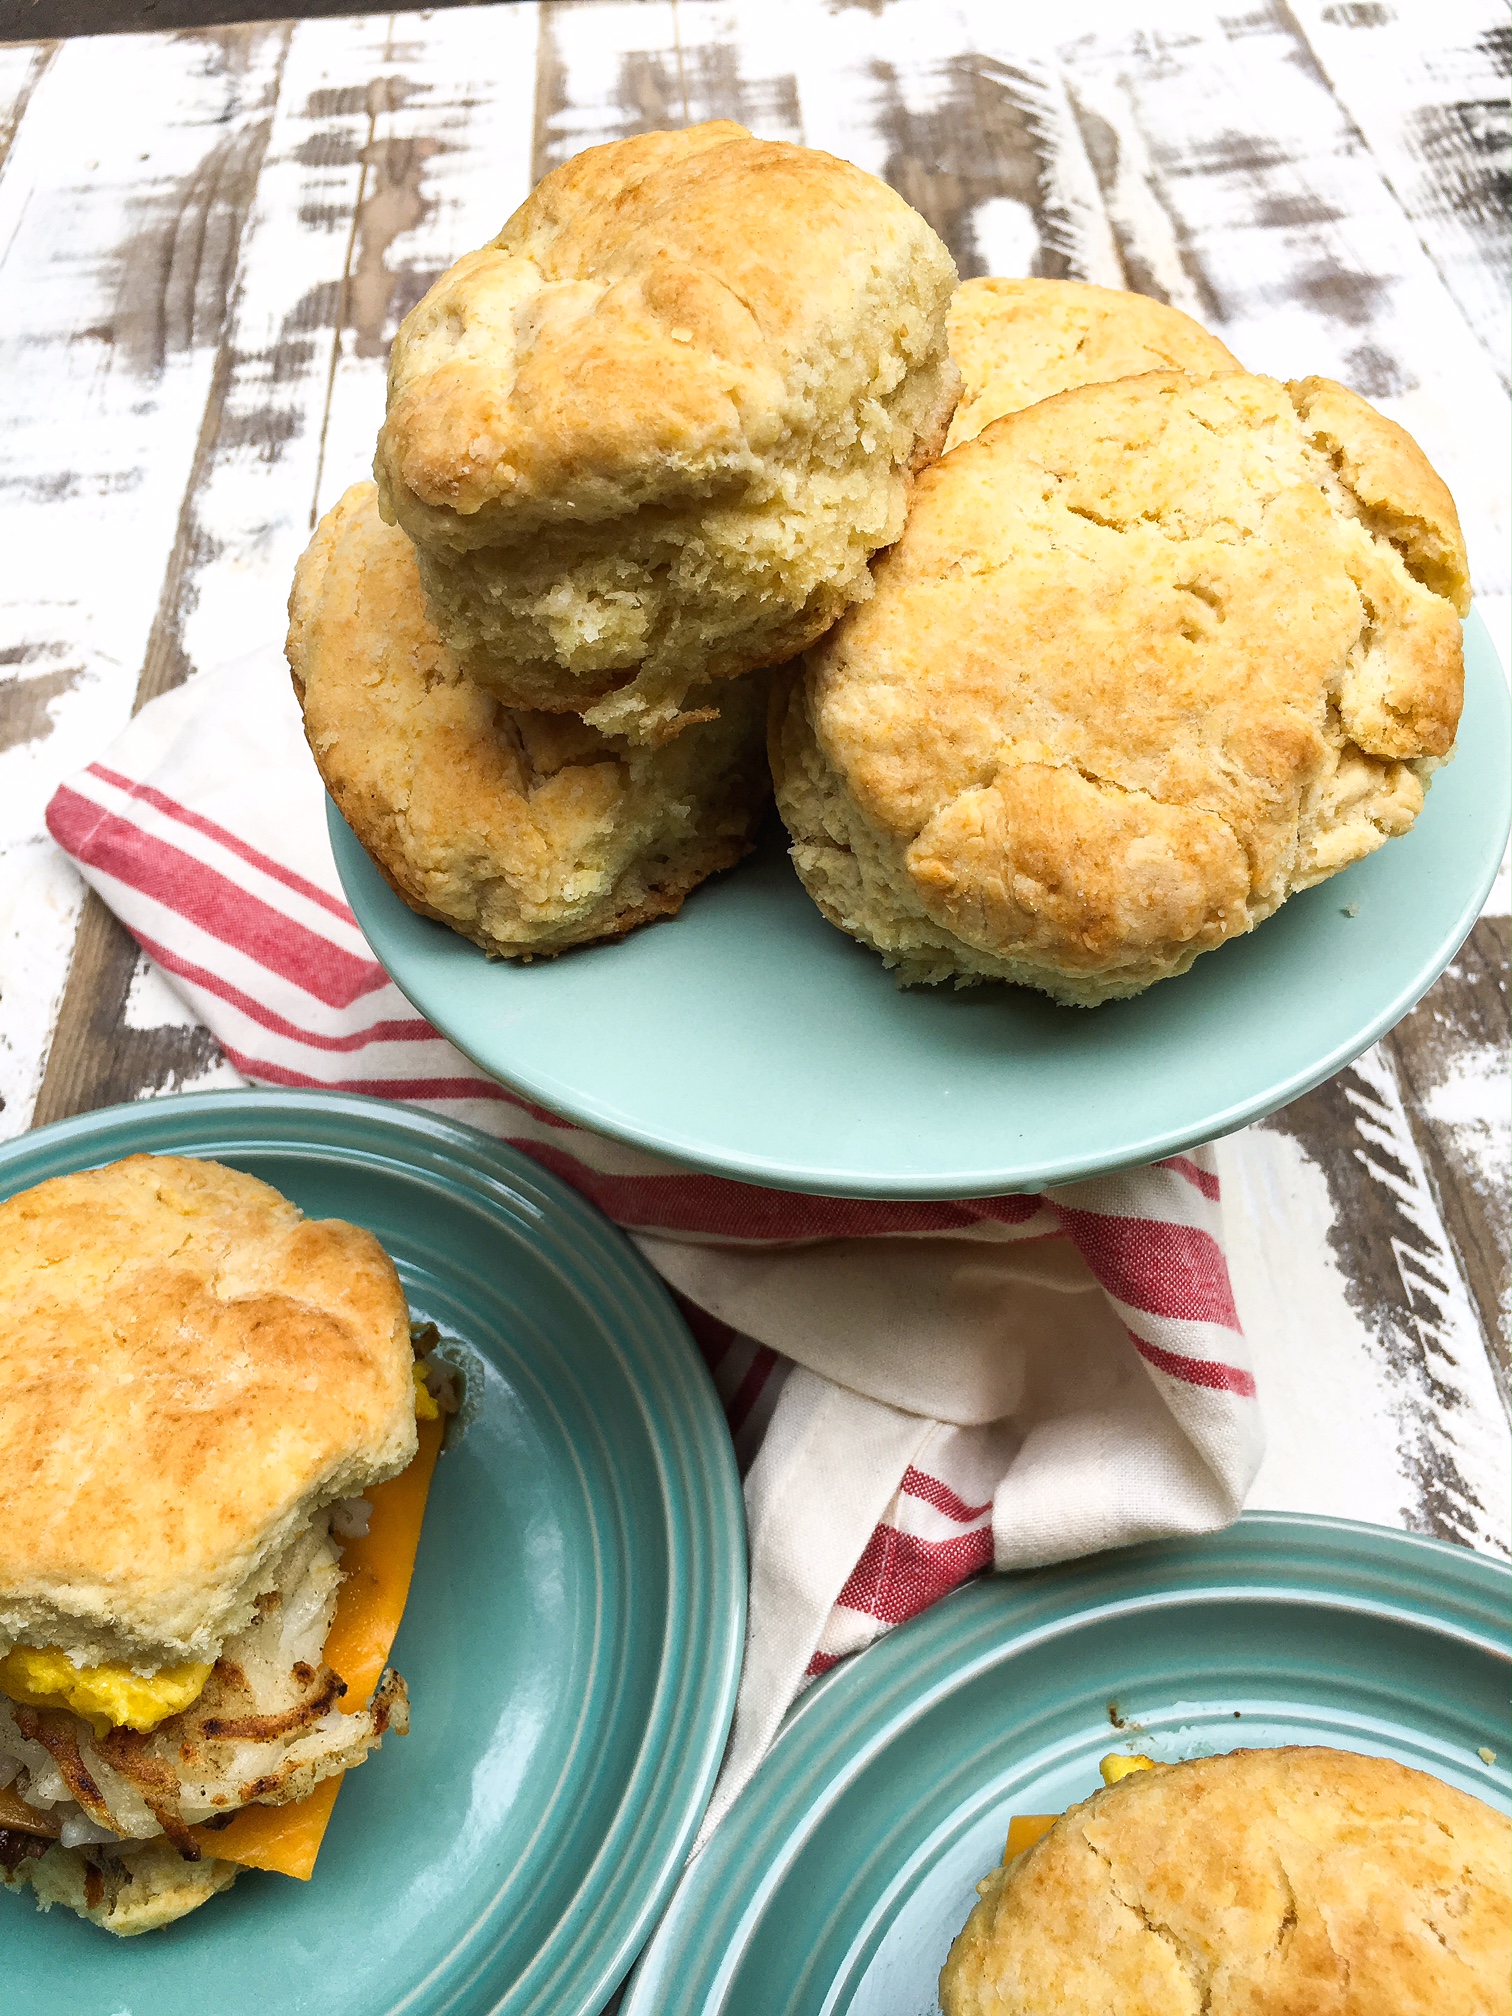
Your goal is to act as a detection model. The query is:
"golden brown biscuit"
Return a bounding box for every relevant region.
[939,1747,1510,2016]
[945,277,1240,450]
[774,370,1469,1004]
[0,1155,416,1670]
[374,122,958,743]
[290,484,771,958]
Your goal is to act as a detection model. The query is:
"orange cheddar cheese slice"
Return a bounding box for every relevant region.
[189,1413,444,1879]
[1004,1814,1057,1859]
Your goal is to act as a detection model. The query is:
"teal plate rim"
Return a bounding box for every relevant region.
[623,1510,1511,2014]
[0,1089,746,2016]
[331,612,1510,1201]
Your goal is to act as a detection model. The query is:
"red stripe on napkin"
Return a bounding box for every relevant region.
[898,1466,993,1523]
[515,1139,1047,1241]
[136,934,436,1050]
[88,765,355,923]
[1055,1208,1241,1330]
[47,787,387,1010]
[1128,1333,1257,1397]
[831,1520,995,1626]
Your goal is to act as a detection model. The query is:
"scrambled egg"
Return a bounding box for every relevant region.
[0,1373,438,1745]
[412,1362,439,1420]
[0,1645,212,1739]
[1100,1752,1157,1785]
[1004,1756,1159,1860]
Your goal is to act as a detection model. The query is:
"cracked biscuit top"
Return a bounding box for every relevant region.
[944,277,1240,451]
[0,1156,417,1671]
[939,1746,1511,2016]
[773,369,1469,1005]
[373,121,959,745]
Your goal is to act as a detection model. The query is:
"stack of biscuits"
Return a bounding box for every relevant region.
[291,122,959,961]
[291,122,1471,1005]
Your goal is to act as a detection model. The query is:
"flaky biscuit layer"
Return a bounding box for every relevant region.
[290,484,771,956]
[375,123,958,742]
[944,276,1240,450]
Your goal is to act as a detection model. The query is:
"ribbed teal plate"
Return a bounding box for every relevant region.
[0,1091,745,2016]
[624,1513,1510,2016]
[333,614,1509,1200]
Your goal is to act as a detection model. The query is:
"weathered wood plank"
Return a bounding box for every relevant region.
[1290,0,1510,391]
[1238,1033,1510,1552]
[315,3,540,527]
[29,15,398,1125]
[34,8,544,1124]
[0,39,52,175]
[1048,0,1509,605]
[1220,1078,1509,1553]
[713,0,1119,284]
[0,24,288,1134]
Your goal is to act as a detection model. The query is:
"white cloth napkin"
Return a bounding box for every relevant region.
[46,649,1263,1836]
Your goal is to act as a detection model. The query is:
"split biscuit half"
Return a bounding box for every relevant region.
[290,484,771,960]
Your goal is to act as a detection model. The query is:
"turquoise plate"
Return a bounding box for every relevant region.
[624,1512,1510,2016]
[0,1091,744,2016]
[333,611,1510,1199]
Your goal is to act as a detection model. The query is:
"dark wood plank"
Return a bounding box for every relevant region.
[1261,919,1510,1546]
[0,0,507,39]
[29,891,228,1125]
[29,22,286,1127]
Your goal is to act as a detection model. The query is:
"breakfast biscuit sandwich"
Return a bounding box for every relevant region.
[773,369,1470,1004]
[943,276,1240,451]
[290,484,771,958]
[940,1747,1511,2016]
[374,122,959,744]
[0,1155,447,1935]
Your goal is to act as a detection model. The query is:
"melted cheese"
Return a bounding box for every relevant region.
[0,1647,212,1739]
[1100,1752,1157,1785]
[189,1412,444,1880]
[1004,1814,1057,1859]
[1004,1756,1158,1862]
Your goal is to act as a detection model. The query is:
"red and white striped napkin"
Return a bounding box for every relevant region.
[46,649,1263,1836]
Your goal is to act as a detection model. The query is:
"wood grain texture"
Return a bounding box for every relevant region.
[1,0,1507,1559]
[0,24,288,1125]
[1291,0,1510,389]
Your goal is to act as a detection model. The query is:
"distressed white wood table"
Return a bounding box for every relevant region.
[1,0,1508,1558]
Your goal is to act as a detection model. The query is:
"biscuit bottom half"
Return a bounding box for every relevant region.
[290,485,773,960]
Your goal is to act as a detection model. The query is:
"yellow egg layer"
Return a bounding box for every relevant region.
[0,1645,213,1739]
[412,1361,439,1420]
[1100,1751,1157,1785]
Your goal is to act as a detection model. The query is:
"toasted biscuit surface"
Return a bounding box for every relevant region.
[375,122,958,742]
[774,370,1468,1004]
[944,277,1239,450]
[0,1156,416,1669]
[939,1747,1510,2016]
[290,484,771,956]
